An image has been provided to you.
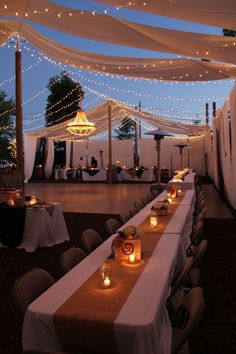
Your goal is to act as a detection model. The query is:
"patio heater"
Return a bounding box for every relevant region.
[145,129,173,184]
[174,143,189,170]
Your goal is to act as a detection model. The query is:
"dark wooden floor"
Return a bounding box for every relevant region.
[25,182,234,219]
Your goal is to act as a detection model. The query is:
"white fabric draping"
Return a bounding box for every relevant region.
[210,86,236,208]
[23,133,37,182]
[44,138,54,179]
[96,0,236,32]
[212,115,220,191]
[1,7,236,65]
[25,100,206,141]
[65,141,71,168]
[1,20,235,82]
[205,126,214,179]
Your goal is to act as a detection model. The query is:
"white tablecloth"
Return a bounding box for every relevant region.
[55,169,67,180]
[18,203,69,252]
[118,169,154,182]
[22,232,185,354]
[168,171,196,190]
[82,169,107,181]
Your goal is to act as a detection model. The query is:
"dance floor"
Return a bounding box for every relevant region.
[25,183,151,214]
[25,182,234,218]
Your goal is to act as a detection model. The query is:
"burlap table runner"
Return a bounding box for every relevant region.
[53,194,184,353]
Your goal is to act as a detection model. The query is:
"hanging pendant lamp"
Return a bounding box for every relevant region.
[66,110,95,136]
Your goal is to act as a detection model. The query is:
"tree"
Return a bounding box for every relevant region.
[0,90,15,159]
[45,71,84,127]
[113,116,135,140]
[223,29,236,37]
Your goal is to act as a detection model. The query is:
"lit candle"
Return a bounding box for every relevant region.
[168,197,172,204]
[150,210,158,227]
[103,278,111,288]
[178,189,182,194]
[128,254,136,264]
[100,263,111,288]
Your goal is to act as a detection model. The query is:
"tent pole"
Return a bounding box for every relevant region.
[15,38,24,192]
[108,102,113,183]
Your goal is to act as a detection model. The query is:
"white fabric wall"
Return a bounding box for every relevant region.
[211,86,236,209]
[212,116,220,191]
[72,139,134,168]
[205,126,214,179]
[139,137,205,175]
[23,134,37,182]
[44,139,54,179]
[65,141,71,168]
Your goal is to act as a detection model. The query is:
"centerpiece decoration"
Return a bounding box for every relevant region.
[112,225,142,261]
[167,185,177,199]
[151,202,168,216]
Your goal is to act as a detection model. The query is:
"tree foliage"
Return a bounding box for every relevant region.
[0,90,15,158]
[113,116,135,140]
[223,28,236,37]
[45,71,84,127]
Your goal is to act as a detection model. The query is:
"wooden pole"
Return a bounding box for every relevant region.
[108,102,113,183]
[134,121,139,167]
[15,43,24,192]
[156,139,161,184]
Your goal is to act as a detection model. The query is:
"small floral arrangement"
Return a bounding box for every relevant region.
[112,225,143,250]
[151,202,168,211]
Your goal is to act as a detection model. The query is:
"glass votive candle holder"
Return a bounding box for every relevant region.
[99,262,111,288]
[128,254,136,264]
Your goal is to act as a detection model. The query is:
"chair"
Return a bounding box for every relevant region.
[170,257,199,299]
[171,287,205,354]
[186,221,204,256]
[80,228,103,254]
[12,268,55,314]
[193,206,207,225]
[134,199,144,210]
[129,208,139,217]
[141,195,149,206]
[105,218,121,235]
[192,240,208,268]
[119,212,130,224]
[60,247,87,274]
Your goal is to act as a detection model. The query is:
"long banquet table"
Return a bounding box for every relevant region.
[22,189,195,354]
[168,171,196,190]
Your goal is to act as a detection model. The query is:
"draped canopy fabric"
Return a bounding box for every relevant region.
[96,0,236,32]
[1,1,236,65]
[26,100,206,140]
[1,20,236,82]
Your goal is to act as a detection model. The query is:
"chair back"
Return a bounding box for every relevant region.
[170,257,194,298]
[13,268,55,314]
[105,218,121,235]
[80,228,103,253]
[190,221,204,246]
[129,208,139,217]
[60,247,87,274]
[193,240,208,267]
[172,287,204,354]
[134,199,144,210]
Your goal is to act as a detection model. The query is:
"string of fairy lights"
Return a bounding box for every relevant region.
[0,35,230,137]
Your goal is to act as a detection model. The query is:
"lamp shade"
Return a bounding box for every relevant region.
[66,111,95,136]
[145,128,173,140]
